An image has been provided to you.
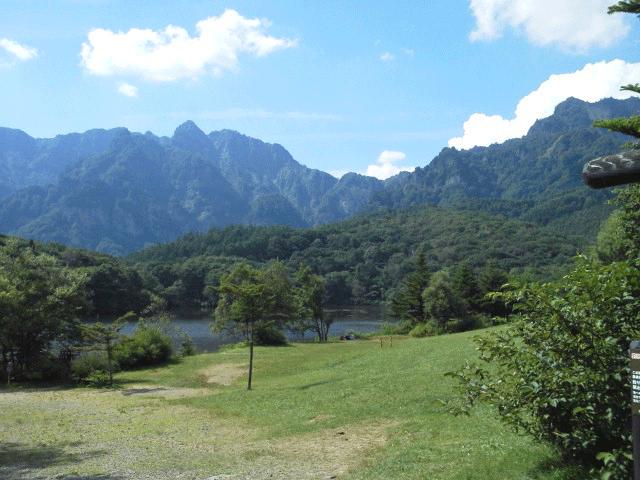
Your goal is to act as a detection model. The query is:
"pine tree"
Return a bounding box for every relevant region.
[594,2,640,141]
[608,0,640,15]
[389,252,431,328]
[452,263,481,312]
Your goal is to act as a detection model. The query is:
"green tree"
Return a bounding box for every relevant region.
[213,261,292,390]
[84,262,148,316]
[594,208,630,262]
[79,313,132,387]
[0,240,86,382]
[447,258,640,479]
[295,266,330,342]
[608,0,640,14]
[323,271,352,305]
[389,252,431,330]
[477,259,510,317]
[422,269,467,333]
[452,263,481,312]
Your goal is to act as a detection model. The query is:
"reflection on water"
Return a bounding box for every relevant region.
[117,305,390,352]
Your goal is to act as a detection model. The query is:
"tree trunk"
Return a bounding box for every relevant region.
[106,338,114,387]
[247,325,254,390]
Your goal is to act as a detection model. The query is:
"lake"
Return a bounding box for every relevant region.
[119,305,391,352]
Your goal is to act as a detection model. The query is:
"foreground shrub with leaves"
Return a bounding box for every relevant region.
[447,258,640,479]
[71,351,112,382]
[113,324,173,370]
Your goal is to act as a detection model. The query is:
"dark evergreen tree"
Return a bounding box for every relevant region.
[389,252,431,329]
[452,263,481,312]
[607,0,640,16]
[477,259,509,317]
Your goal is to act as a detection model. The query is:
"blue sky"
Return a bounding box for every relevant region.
[2,0,640,179]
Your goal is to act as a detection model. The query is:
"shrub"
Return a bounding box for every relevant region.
[447,258,640,479]
[379,322,401,335]
[254,325,288,346]
[441,314,486,334]
[178,335,197,357]
[113,325,172,370]
[408,323,435,338]
[84,370,112,388]
[71,351,112,383]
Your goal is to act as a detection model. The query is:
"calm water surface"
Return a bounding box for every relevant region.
[119,305,390,352]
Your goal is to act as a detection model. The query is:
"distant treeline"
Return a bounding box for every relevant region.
[122,204,583,312]
[6,203,589,318]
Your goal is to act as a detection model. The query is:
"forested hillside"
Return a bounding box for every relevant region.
[125,204,583,308]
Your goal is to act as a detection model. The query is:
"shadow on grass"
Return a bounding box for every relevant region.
[120,386,173,396]
[298,380,333,390]
[0,441,123,479]
[525,455,589,480]
[109,377,149,387]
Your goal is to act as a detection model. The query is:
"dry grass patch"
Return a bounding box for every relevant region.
[195,420,395,480]
[197,362,247,386]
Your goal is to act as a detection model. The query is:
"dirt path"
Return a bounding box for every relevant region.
[0,384,392,479]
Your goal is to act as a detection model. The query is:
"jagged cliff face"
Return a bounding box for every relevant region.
[0,122,383,254]
[0,96,637,255]
[370,97,640,209]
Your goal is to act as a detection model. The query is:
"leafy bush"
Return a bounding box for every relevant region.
[254,325,288,346]
[440,314,486,334]
[84,370,112,388]
[447,258,640,479]
[378,322,401,335]
[113,325,172,370]
[178,335,197,357]
[71,351,112,383]
[408,323,435,338]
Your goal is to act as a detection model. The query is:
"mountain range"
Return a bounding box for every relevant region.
[0,96,637,255]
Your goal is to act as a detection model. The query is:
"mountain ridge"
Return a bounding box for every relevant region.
[0,96,638,255]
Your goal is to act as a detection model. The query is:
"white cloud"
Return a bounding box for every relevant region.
[80,9,297,82]
[0,38,38,61]
[448,60,640,150]
[117,82,138,97]
[366,151,415,180]
[380,52,395,62]
[469,0,629,51]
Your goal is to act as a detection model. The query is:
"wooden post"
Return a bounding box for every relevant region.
[390,336,393,348]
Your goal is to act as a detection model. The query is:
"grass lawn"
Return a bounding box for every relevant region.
[0,331,573,479]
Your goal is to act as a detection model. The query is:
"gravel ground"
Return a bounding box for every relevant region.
[0,386,391,480]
